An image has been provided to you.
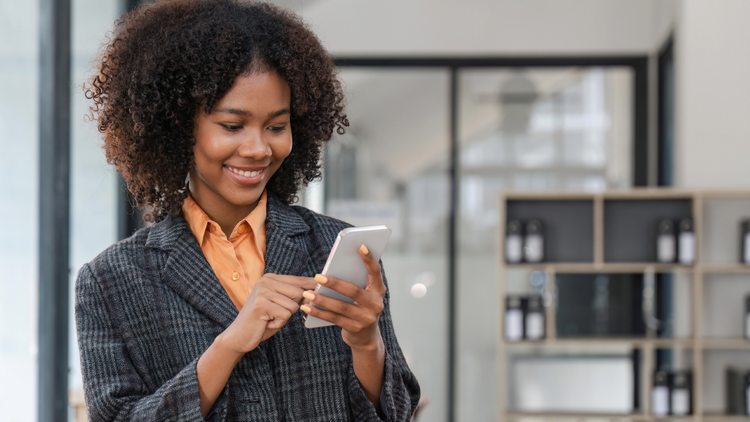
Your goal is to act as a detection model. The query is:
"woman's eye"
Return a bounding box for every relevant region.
[220,124,243,132]
[268,125,287,133]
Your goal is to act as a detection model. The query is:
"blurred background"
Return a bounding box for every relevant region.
[2,0,750,421]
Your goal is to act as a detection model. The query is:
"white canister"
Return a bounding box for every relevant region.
[524,220,544,263]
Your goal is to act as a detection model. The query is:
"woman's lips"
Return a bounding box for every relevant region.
[224,165,266,185]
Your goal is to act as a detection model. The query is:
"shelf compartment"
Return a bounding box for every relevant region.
[701,198,750,265]
[554,272,693,339]
[701,273,750,340]
[506,354,636,415]
[700,350,750,416]
[505,199,594,263]
[604,198,693,263]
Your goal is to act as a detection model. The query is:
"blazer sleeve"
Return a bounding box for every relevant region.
[75,263,218,422]
[346,262,421,422]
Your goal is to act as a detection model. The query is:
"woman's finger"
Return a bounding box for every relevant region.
[303,290,373,322]
[261,289,301,314]
[264,273,319,291]
[313,274,374,307]
[300,301,359,332]
[358,245,386,296]
[257,274,311,303]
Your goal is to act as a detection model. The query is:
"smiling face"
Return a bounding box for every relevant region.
[189,70,292,231]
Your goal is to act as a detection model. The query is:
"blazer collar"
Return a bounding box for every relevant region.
[145,193,314,329]
[264,195,315,277]
[265,194,310,238]
[144,193,310,252]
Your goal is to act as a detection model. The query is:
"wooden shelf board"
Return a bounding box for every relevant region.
[506,412,649,420]
[505,412,698,421]
[700,263,750,274]
[703,416,750,422]
[601,189,696,200]
[505,413,700,421]
[502,189,700,201]
[502,189,750,201]
[699,191,750,199]
[503,192,599,200]
[701,339,750,349]
[504,338,695,347]
[504,263,696,273]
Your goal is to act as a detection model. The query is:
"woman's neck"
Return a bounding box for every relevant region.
[187,181,259,239]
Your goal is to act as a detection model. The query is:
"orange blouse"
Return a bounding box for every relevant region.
[181,191,267,311]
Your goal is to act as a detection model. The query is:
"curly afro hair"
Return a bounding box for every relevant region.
[86,0,348,222]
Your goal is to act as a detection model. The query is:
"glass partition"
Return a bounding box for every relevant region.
[324,68,451,422]
[0,1,40,420]
[456,67,634,420]
[68,0,122,419]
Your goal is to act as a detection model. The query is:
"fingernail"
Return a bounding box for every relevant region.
[300,305,312,313]
[302,291,315,301]
[315,274,328,284]
[360,244,369,255]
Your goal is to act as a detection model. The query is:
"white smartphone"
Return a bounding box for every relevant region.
[304,225,391,329]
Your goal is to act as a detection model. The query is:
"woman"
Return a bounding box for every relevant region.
[76,1,420,421]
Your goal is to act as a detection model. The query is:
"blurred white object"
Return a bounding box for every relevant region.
[671,389,690,416]
[524,296,545,340]
[678,233,695,264]
[671,372,691,416]
[524,313,544,340]
[652,385,669,417]
[657,219,676,263]
[505,296,523,342]
[511,356,633,413]
[652,370,670,417]
[524,220,544,263]
[505,310,523,342]
[678,219,695,264]
[506,220,523,263]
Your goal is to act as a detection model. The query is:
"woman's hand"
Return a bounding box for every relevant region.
[198,273,316,416]
[299,245,386,351]
[299,245,387,412]
[221,273,318,355]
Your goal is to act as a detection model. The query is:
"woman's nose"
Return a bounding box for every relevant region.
[237,130,272,159]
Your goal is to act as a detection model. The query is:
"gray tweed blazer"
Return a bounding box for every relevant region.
[75,194,420,421]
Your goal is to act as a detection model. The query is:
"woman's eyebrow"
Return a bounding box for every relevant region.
[268,108,291,118]
[214,107,290,118]
[214,107,250,117]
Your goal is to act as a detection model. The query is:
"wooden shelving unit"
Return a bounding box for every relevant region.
[498,189,750,422]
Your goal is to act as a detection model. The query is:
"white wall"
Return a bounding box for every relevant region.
[674,0,750,188]
[289,0,662,56]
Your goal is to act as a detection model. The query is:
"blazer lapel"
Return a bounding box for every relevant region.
[147,216,238,328]
[264,195,315,277]
[144,196,314,330]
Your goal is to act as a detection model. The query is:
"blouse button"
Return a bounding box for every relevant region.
[238,225,247,234]
[232,271,240,281]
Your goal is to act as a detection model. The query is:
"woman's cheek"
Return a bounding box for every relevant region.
[281,135,293,159]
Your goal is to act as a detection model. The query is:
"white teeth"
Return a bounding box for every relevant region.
[228,166,262,177]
